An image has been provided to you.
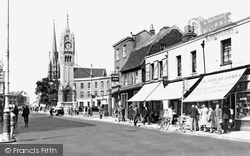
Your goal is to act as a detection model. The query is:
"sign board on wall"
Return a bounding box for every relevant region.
[111,74,119,82]
[188,12,232,36]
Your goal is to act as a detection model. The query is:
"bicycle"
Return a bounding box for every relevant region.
[158,116,171,130]
[176,115,188,133]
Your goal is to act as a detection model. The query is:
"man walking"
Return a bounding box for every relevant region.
[222,104,231,133]
[142,106,150,125]
[133,105,140,126]
[121,105,126,122]
[22,105,30,127]
[190,104,199,131]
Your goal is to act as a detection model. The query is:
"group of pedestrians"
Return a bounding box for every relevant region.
[10,104,30,139]
[189,103,232,134]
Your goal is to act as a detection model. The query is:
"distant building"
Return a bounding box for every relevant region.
[48,13,111,112]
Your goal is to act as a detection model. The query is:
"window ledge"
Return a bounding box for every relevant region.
[220,61,232,67]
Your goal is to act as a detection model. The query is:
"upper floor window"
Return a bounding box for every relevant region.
[151,63,154,80]
[135,71,138,84]
[95,82,98,88]
[94,91,98,97]
[101,90,104,96]
[80,92,84,98]
[87,91,90,98]
[177,55,182,76]
[116,48,119,61]
[101,81,104,89]
[124,74,128,86]
[107,80,110,88]
[80,83,84,89]
[221,38,232,64]
[191,51,197,73]
[88,82,91,89]
[159,61,163,78]
[123,44,127,58]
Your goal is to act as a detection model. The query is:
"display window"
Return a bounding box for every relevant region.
[235,92,250,119]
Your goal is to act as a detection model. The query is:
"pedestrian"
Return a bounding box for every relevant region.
[206,105,216,133]
[114,107,118,121]
[133,105,140,126]
[142,106,150,125]
[128,105,133,123]
[121,105,126,122]
[118,105,122,122]
[189,104,199,132]
[49,106,53,118]
[10,108,17,139]
[222,104,232,133]
[167,106,173,125]
[22,105,30,127]
[200,104,209,132]
[99,105,103,119]
[13,104,19,127]
[214,103,222,133]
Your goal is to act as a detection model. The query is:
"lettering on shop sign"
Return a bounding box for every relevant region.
[188,12,232,36]
[192,72,243,96]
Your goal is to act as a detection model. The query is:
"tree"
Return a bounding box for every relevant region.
[35,77,59,106]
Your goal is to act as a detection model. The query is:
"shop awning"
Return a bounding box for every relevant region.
[127,82,160,102]
[184,68,246,102]
[146,78,199,101]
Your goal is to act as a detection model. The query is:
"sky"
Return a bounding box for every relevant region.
[0,0,249,103]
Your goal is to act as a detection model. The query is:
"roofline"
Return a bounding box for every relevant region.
[112,36,134,47]
[145,16,250,59]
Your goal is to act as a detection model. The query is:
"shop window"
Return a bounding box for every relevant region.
[236,92,250,119]
[191,51,197,73]
[221,38,232,65]
[177,55,182,76]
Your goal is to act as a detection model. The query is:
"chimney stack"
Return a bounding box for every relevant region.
[182,25,197,42]
[149,24,155,36]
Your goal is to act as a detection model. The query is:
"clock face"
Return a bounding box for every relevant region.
[64,42,72,50]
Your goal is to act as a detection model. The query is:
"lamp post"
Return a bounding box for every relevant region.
[0,0,15,143]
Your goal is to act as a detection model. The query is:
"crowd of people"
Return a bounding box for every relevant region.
[189,103,233,134]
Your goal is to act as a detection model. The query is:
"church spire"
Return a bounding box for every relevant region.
[65,11,70,33]
[52,18,57,53]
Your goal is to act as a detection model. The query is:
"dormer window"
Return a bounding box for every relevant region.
[123,44,127,58]
[160,44,167,51]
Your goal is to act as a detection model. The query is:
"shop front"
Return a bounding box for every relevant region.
[183,67,249,130]
[146,78,199,116]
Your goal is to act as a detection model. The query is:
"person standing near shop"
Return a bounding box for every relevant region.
[133,105,140,126]
[189,104,199,132]
[207,105,216,133]
[121,105,126,122]
[142,106,151,125]
[200,104,209,132]
[222,104,232,133]
[215,103,222,133]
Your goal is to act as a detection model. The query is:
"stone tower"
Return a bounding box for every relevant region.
[58,13,76,107]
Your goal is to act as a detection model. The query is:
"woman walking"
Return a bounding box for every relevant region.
[200,104,208,132]
[206,105,216,133]
[22,105,30,127]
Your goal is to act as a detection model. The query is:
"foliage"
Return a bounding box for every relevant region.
[35,77,59,105]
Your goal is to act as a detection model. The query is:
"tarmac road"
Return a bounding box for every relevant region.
[1,112,250,156]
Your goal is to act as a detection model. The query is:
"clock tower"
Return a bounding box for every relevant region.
[58,13,76,107]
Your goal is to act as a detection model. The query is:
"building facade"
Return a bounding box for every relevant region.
[74,67,110,114]
[143,13,250,130]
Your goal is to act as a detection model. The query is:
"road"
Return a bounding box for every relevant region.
[1,112,250,156]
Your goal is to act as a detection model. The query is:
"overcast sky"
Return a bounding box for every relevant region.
[0,0,249,103]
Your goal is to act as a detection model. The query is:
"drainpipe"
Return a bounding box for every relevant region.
[201,40,206,74]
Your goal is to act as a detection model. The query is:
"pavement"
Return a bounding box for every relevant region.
[44,111,250,143]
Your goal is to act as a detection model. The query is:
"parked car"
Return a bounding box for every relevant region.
[54,107,64,116]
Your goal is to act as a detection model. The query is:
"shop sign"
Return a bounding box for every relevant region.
[239,74,250,82]
[189,12,232,36]
[111,74,119,82]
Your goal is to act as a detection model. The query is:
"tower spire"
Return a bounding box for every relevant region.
[65,10,70,33]
[52,18,57,53]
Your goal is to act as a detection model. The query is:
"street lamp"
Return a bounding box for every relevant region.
[0,0,15,143]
